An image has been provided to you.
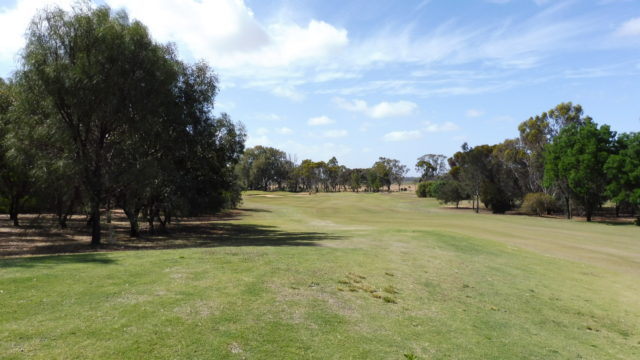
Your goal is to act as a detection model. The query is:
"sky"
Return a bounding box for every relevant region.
[1,0,639,174]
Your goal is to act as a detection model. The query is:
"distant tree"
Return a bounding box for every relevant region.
[544,119,614,221]
[237,146,289,191]
[435,177,466,208]
[373,157,407,191]
[547,102,588,138]
[518,113,551,193]
[450,143,492,213]
[416,154,447,181]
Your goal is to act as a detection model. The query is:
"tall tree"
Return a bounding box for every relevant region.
[20,5,180,244]
[544,119,614,221]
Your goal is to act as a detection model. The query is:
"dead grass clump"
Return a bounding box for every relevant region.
[337,273,399,303]
[383,296,397,304]
[383,285,399,294]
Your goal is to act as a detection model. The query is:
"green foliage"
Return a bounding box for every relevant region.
[416,181,444,198]
[1,5,245,241]
[435,178,466,207]
[416,182,429,198]
[544,119,614,221]
[604,132,640,210]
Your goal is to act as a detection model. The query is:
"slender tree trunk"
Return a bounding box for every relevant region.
[10,210,19,227]
[147,206,155,234]
[9,196,20,226]
[474,194,479,213]
[90,200,101,246]
[564,196,572,219]
[106,199,112,224]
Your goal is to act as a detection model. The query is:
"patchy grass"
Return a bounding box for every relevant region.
[1,191,639,359]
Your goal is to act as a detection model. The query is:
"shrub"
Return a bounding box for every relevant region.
[416,182,429,198]
[521,193,557,216]
[416,180,443,198]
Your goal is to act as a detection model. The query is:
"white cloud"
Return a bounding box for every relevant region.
[465,109,484,118]
[282,141,351,160]
[615,17,640,37]
[245,134,270,147]
[334,98,417,118]
[271,85,304,101]
[256,127,269,136]
[276,127,293,135]
[0,0,75,62]
[106,0,348,70]
[424,121,459,133]
[308,115,335,126]
[252,113,282,121]
[383,130,422,142]
[323,129,348,138]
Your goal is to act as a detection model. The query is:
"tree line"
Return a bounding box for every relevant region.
[0,5,245,245]
[418,103,639,223]
[235,146,410,193]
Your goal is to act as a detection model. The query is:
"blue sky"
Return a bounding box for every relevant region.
[1,0,639,174]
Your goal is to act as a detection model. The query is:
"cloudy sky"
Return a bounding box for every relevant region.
[1,0,639,173]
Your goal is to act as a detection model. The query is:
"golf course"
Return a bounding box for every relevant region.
[1,192,638,359]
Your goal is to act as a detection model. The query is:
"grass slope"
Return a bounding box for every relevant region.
[1,192,639,359]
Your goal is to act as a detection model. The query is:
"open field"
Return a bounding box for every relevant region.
[1,192,639,359]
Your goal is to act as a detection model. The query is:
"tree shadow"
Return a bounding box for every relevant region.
[1,211,343,258]
[166,222,342,248]
[0,252,117,269]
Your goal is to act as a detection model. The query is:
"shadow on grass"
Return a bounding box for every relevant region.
[0,252,117,269]
[1,212,343,258]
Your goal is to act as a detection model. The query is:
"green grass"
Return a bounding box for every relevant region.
[1,191,639,359]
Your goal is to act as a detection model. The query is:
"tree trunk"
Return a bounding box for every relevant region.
[10,210,19,227]
[123,207,140,237]
[106,199,112,224]
[564,196,572,219]
[90,200,101,246]
[9,197,20,226]
[58,214,68,229]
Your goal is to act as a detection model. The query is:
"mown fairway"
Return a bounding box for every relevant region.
[1,192,639,359]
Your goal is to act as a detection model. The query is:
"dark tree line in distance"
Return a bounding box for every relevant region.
[235,146,410,193]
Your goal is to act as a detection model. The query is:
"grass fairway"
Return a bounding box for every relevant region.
[1,192,639,359]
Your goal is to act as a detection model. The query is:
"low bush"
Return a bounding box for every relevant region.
[520,193,557,216]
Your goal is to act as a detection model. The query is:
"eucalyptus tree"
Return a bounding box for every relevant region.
[416,154,447,181]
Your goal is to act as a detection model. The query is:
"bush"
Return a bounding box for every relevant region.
[416,181,443,198]
[416,182,429,198]
[521,193,557,216]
